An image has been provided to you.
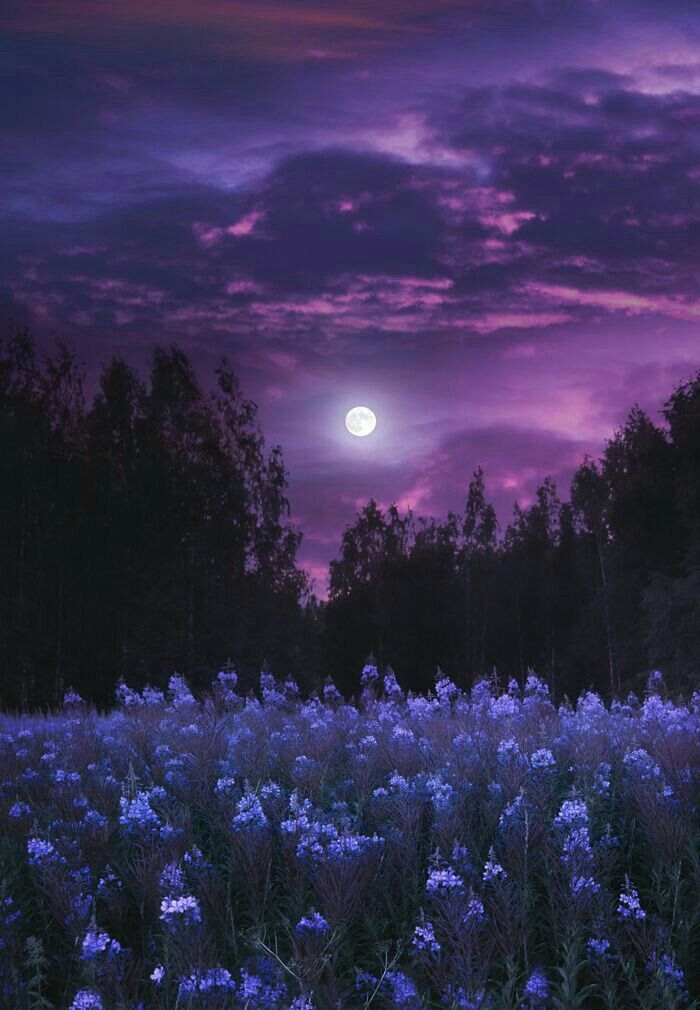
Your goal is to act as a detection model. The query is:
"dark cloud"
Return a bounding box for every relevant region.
[2,0,700,593]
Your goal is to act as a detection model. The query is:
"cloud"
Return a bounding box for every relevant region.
[3,1,700,593]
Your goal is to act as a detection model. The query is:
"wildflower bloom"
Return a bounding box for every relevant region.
[81,927,122,960]
[462,895,486,925]
[618,881,645,921]
[386,970,420,1007]
[623,748,661,782]
[587,937,611,960]
[69,992,104,1010]
[530,748,556,770]
[239,967,287,1008]
[118,792,161,835]
[361,663,379,686]
[177,968,236,996]
[159,894,202,926]
[27,838,62,866]
[289,996,315,1010]
[150,965,165,984]
[570,875,601,899]
[499,793,526,831]
[522,968,548,1008]
[646,951,687,996]
[9,801,31,818]
[412,918,441,953]
[553,798,589,831]
[426,866,465,894]
[497,737,522,762]
[296,910,329,935]
[232,793,269,831]
[483,852,507,883]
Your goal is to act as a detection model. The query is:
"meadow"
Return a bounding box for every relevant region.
[0,667,698,1010]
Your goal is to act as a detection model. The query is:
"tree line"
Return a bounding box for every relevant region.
[325,385,700,700]
[1,325,698,707]
[0,327,319,708]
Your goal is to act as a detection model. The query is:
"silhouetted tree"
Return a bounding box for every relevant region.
[0,328,313,707]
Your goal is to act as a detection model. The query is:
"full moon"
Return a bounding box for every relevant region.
[345,406,377,437]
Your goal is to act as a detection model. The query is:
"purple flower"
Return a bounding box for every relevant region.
[27,837,63,867]
[530,748,556,770]
[497,737,522,763]
[81,927,122,960]
[296,911,329,935]
[386,970,419,1007]
[119,792,161,835]
[177,967,236,996]
[462,895,486,926]
[159,894,202,927]
[412,919,440,954]
[239,967,287,1009]
[69,992,104,1010]
[647,952,687,996]
[426,866,465,894]
[623,748,661,782]
[587,937,611,960]
[522,968,548,1009]
[289,997,315,1010]
[483,852,507,883]
[233,793,269,831]
[617,881,645,921]
[570,875,601,899]
[553,799,589,831]
[361,663,379,686]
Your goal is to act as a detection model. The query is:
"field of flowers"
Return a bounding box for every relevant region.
[0,667,698,1010]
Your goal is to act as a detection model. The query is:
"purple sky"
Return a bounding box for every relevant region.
[3,1,700,595]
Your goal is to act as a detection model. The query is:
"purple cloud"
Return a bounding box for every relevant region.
[2,0,700,594]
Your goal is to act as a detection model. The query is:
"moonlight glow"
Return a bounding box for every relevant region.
[345,406,377,437]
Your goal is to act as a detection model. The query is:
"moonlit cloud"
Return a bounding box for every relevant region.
[2,0,699,595]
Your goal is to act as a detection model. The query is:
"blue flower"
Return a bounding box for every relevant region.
[426,866,465,894]
[9,801,31,818]
[239,967,287,1009]
[295,911,329,936]
[553,799,589,831]
[386,970,419,1007]
[647,951,687,996]
[361,664,379,686]
[587,937,611,960]
[483,851,507,883]
[81,927,122,960]
[119,792,161,835]
[69,991,104,1010]
[289,996,315,1010]
[617,882,645,921]
[233,793,269,831]
[522,968,548,1009]
[159,894,202,927]
[177,967,236,997]
[412,919,440,954]
[27,838,63,867]
[530,748,556,770]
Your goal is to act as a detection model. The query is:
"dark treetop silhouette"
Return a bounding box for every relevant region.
[0,327,698,708]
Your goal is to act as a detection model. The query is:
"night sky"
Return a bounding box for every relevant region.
[3,1,700,595]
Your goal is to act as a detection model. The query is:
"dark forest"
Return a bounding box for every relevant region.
[1,327,698,708]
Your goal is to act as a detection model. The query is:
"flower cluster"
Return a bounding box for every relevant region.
[159,894,202,927]
[1,667,698,1008]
